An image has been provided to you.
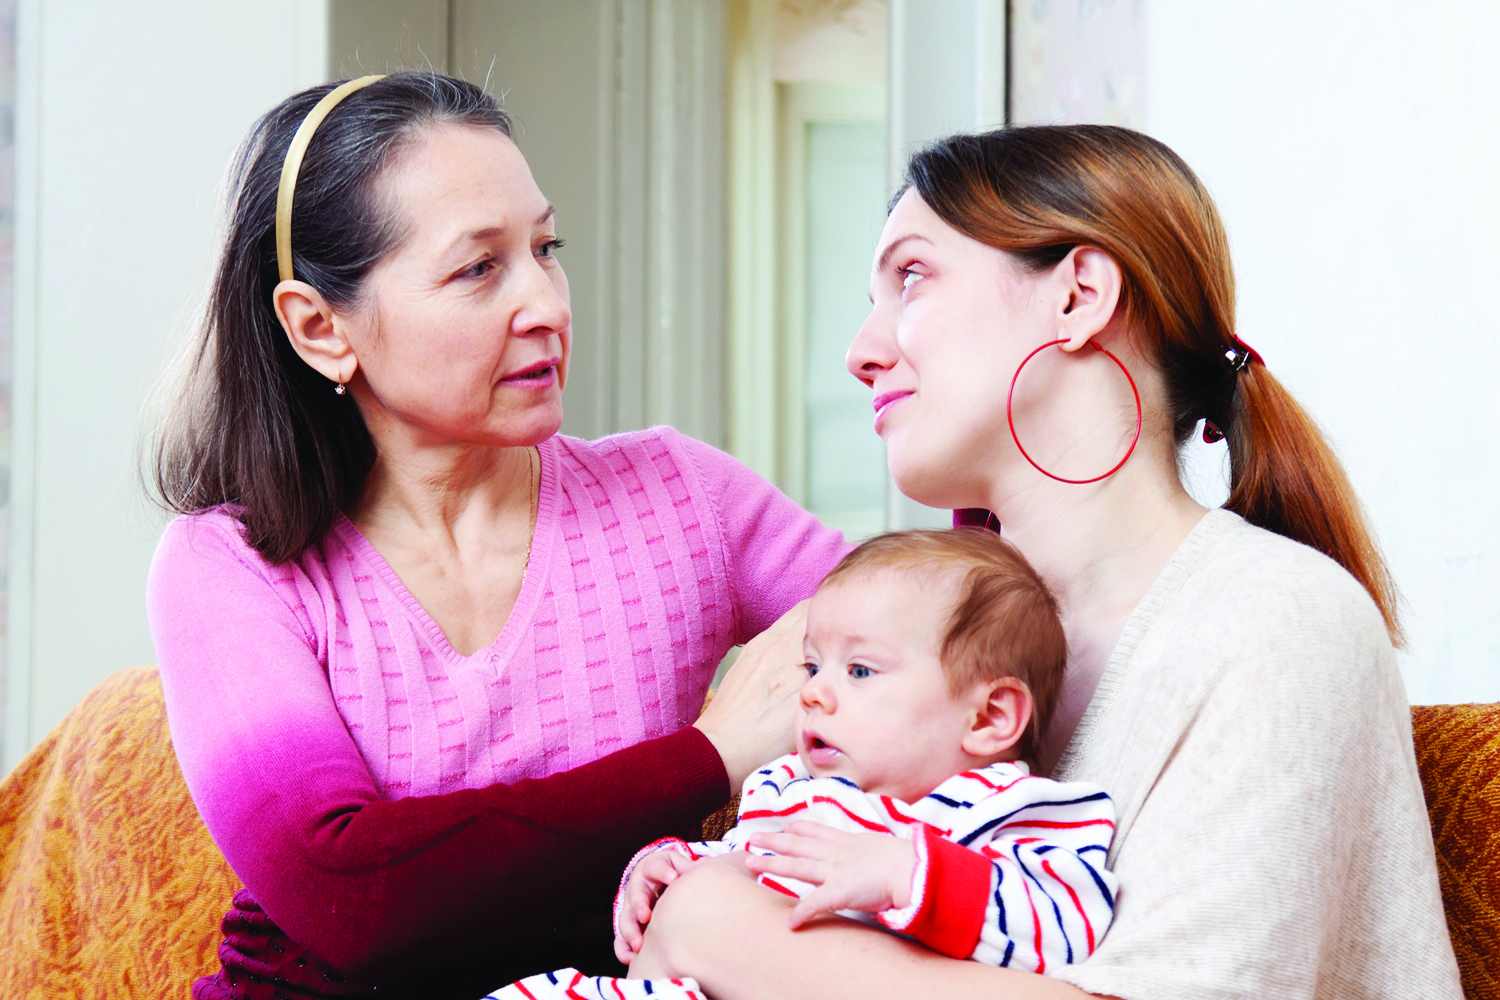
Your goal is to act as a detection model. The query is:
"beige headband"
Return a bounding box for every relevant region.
[275,74,386,283]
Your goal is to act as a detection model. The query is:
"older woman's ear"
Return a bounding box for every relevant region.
[272,279,358,385]
[1054,245,1124,354]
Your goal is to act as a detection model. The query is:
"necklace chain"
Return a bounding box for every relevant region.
[523,446,539,572]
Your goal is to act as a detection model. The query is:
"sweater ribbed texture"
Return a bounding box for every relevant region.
[148,427,848,995]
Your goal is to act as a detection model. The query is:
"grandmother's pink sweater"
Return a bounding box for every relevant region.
[148,428,847,996]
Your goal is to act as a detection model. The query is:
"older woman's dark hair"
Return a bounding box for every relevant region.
[149,72,512,563]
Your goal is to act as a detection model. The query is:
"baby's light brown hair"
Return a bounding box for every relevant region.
[818,529,1067,761]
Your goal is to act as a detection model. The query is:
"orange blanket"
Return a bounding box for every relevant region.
[0,666,239,999]
[1413,702,1500,1000]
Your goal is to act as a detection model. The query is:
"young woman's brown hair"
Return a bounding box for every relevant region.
[904,125,1401,643]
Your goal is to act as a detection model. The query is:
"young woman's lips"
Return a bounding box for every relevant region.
[872,390,913,432]
[499,358,560,389]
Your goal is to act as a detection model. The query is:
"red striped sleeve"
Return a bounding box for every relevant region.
[899,825,992,959]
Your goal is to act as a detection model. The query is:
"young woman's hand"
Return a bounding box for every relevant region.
[615,849,699,963]
[693,600,811,787]
[745,821,917,928]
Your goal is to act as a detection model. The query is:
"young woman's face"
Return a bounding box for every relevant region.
[847,189,1053,510]
[340,124,570,449]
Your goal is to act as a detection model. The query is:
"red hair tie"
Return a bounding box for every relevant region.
[1203,337,1264,442]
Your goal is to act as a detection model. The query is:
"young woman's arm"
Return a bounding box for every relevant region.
[631,856,1114,1000]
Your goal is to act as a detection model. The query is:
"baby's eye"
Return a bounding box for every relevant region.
[848,664,873,680]
[803,662,820,678]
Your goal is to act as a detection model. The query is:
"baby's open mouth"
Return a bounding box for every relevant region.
[804,733,842,767]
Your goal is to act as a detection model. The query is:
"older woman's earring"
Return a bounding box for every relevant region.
[1006,339,1143,484]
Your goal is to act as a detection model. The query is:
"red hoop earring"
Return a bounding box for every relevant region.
[1006,339,1143,485]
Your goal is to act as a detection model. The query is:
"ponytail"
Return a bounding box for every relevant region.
[905,126,1403,644]
[1226,366,1402,643]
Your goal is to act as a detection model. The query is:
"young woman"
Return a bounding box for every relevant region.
[628,127,1462,1000]
[146,72,845,999]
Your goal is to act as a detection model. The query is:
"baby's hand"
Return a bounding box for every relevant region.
[745,821,917,929]
[614,848,698,964]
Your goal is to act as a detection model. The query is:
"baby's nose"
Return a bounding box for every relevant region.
[800,673,835,711]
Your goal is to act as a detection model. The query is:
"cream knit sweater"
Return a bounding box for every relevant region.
[1050,510,1462,1000]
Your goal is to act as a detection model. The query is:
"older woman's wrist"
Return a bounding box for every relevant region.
[689,721,754,790]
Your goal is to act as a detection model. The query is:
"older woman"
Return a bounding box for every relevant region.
[146,73,845,999]
[628,127,1462,999]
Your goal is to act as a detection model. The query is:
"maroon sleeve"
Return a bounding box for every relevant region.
[150,513,731,987]
[245,725,726,980]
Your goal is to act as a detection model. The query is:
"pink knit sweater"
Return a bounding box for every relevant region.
[148,427,847,991]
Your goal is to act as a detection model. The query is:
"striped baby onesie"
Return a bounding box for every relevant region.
[490,753,1117,999]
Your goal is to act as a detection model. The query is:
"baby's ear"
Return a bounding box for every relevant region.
[962,677,1033,760]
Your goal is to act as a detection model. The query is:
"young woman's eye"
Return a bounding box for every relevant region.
[848,664,873,680]
[898,266,922,290]
[537,237,567,259]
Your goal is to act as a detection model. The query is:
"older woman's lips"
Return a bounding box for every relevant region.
[500,358,560,388]
[872,390,913,432]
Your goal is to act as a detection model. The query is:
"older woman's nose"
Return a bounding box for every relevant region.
[514,260,572,335]
[846,307,896,388]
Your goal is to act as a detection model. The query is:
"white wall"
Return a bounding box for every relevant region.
[4,0,329,771]
[1147,1,1500,703]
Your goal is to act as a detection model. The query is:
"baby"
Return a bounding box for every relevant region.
[492,529,1116,1000]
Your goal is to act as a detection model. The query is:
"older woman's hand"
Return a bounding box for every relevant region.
[693,600,810,787]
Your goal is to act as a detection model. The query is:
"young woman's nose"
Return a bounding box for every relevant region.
[846,306,897,388]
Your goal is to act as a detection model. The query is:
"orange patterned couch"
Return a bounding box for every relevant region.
[0,667,1496,999]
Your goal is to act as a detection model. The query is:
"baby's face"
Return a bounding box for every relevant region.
[798,568,984,803]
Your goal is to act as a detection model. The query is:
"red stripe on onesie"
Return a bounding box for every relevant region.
[899,826,992,959]
[1043,858,1096,952]
[740,801,810,820]
[810,795,890,832]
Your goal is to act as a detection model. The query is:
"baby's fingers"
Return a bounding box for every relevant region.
[745,851,825,885]
[747,830,825,860]
[786,887,840,930]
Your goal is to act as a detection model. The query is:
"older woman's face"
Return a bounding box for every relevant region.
[342,124,570,449]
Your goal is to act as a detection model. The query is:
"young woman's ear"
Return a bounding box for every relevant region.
[272,279,358,386]
[962,677,1033,760]
[1054,245,1124,353]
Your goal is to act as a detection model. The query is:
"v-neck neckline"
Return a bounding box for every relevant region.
[1052,507,1239,780]
[332,439,560,669]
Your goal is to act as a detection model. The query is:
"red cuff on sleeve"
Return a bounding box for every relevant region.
[901,825,992,959]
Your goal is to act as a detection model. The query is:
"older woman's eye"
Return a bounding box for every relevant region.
[459,258,494,279]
